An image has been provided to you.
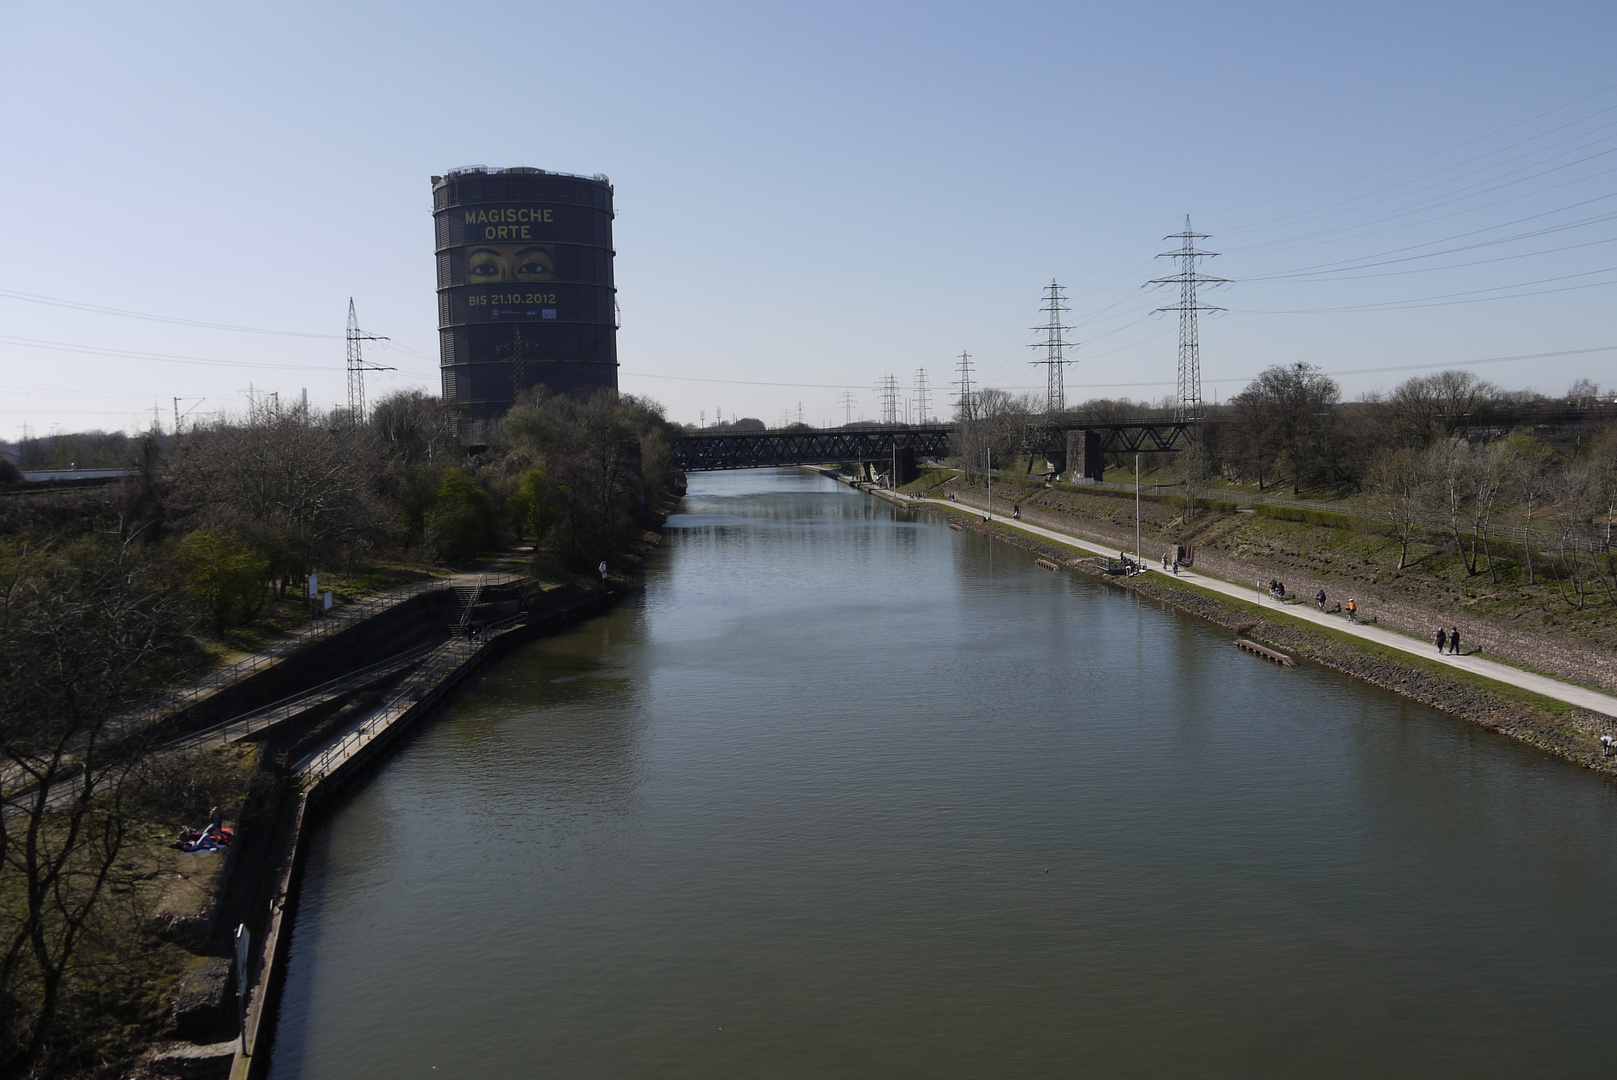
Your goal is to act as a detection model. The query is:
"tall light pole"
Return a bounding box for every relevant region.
[1135,454,1142,573]
[986,446,992,521]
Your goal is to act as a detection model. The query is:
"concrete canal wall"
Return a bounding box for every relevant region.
[226,589,615,1080]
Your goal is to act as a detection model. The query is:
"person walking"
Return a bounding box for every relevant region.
[1449,626,1461,655]
[1435,627,1447,653]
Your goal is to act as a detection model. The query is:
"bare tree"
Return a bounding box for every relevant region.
[0,539,195,1071]
[954,389,1035,482]
[1503,434,1557,585]
[1550,464,1597,610]
[1386,370,1499,448]
[1227,363,1341,493]
[168,400,385,589]
[1364,447,1434,571]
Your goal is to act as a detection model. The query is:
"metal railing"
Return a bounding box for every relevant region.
[301,608,531,780]
[114,571,528,736]
[170,642,437,750]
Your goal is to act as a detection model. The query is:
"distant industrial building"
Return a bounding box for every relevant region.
[432,166,617,427]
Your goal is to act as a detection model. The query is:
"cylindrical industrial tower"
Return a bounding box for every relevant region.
[431,166,616,429]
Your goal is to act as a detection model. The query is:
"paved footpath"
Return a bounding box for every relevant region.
[889,490,1617,719]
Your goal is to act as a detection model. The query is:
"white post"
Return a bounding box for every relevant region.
[235,923,250,1053]
[986,446,992,521]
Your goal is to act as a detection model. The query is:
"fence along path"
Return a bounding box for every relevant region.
[164,642,438,752]
[114,572,525,738]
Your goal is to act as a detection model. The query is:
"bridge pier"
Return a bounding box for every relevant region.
[890,446,917,486]
[1066,429,1104,482]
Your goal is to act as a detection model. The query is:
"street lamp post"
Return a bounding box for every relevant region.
[1135,454,1141,573]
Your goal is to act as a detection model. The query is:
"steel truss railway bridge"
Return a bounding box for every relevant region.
[670,419,1197,475]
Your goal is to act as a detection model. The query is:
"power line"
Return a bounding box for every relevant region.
[0,288,340,337]
[1214,83,1617,228]
[1232,265,1617,313]
[991,345,1617,391]
[0,333,342,372]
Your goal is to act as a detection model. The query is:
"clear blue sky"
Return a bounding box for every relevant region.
[2,0,1614,438]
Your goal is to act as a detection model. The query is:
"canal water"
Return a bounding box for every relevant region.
[269,469,1617,1078]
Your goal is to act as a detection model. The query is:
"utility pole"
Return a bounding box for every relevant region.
[839,390,857,426]
[1029,280,1074,414]
[345,298,392,426]
[1148,216,1227,422]
[913,369,932,424]
[796,402,805,426]
[173,397,205,434]
[953,352,975,421]
[878,375,900,426]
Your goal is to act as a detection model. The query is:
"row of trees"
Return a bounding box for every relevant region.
[99,387,681,629]
[0,386,680,1071]
[1363,430,1617,604]
[949,368,1615,602]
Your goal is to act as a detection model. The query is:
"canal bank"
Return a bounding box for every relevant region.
[178,451,684,1075]
[862,480,1617,777]
[225,585,618,1080]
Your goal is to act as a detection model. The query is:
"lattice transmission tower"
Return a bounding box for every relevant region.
[345,298,391,426]
[1148,216,1228,421]
[913,369,932,424]
[1029,280,1074,414]
[878,375,900,425]
[839,389,857,425]
[953,352,975,421]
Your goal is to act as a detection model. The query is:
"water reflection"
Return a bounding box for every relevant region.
[271,469,1617,1079]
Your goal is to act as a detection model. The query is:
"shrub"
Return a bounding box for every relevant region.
[505,468,560,543]
[424,469,496,563]
[176,530,269,630]
[1253,504,1355,529]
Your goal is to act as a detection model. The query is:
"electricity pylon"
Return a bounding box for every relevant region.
[878,375,900,425]
[345,298,391,426]
[913,369,932,424]
[953,352,975,421]
[1029,280,1074,414]
[1148,216,1227,421]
